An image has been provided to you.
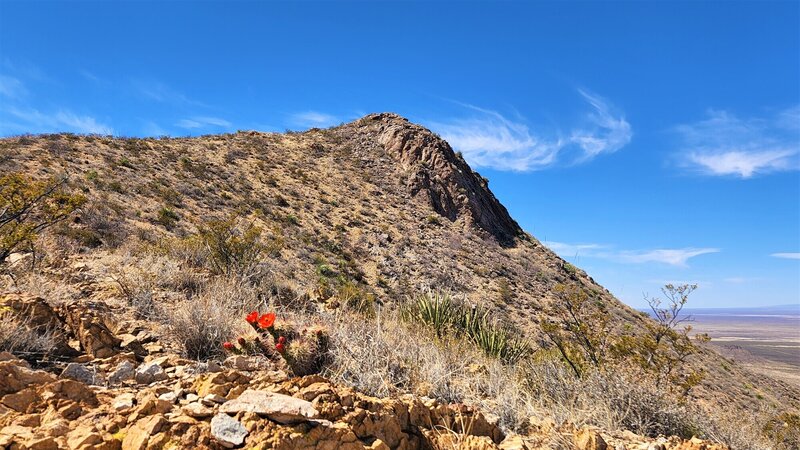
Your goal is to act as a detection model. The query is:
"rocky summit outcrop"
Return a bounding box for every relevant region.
[371,113,523,246]
[0,351,727,450]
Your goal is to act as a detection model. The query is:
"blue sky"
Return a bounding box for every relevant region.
[0,1,798,308]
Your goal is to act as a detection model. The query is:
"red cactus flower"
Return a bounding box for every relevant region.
[222,342,235,351]
[237,336,247,347]
[275,342,286,353]
[277,336,286,344]
[258,312,276,329]
[246,311,259,324]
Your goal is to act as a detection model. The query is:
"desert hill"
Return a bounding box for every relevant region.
[0,113,797,449]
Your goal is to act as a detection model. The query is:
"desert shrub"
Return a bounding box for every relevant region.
[612,284,707,393]
[156,207,180,230]
[1,173,86,264]
[542,283,705,395]
[540,284,612,377]
[197,215,280,278]
[520,355,700,438]
[762,412,800,450]
[334,280,376,316]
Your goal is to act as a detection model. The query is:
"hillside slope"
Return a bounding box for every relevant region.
[1,113,798,449]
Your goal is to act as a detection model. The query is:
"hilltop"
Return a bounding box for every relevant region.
[0,114,797,449]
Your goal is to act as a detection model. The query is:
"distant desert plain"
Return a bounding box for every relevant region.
[683,305,800,387]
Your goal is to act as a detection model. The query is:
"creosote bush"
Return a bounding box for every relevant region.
[1,172,86,264]
[197,214,282,278]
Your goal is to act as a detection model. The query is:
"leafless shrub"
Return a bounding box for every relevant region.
[161,277,263,360]
[0,312,59,357]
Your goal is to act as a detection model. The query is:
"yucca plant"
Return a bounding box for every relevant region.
[401,290,455,338]
[402,290,531,364]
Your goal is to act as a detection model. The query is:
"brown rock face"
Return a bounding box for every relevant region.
[575,427,607,450]
[371,113,523,246]
[62,302,121,359]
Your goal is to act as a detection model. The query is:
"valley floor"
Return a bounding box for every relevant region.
[688,308,800,388]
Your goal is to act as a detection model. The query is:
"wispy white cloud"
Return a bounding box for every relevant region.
[429,89,632,171]
[0,75,26,99]
[676,106,800,178]
[428,105,561,171]
[544,242,608,256]
[771,252,800,260]
[545,241,719,267]
[289,111,340,128]
[570,89,633,159]
[133,79,206,107]
[617,248,720,267]
[176,116,232,129]
[723,277,762,284]
[6,107,113,135]
[142,120,168,137]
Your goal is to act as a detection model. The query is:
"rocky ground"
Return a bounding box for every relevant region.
[0,294,728,450]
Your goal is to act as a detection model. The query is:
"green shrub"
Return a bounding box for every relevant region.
[156,207,180,230]
[197,215,277,278]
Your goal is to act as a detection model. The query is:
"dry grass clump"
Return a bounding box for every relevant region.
[0,311,59,358]
[162,277,263,360]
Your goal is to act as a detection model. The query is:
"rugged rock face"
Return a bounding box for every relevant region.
[372,113,523,246]
[0,352,727,450]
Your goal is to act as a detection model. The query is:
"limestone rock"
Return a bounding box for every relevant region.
[62,302,121,358]
[576,427,608,450]
[122,415,166,450]
[112,393,136,411]
[60,363,102,385]
[182,402,213,418]
[211,413,248,448]
[108,360,135,384]
[220,389,319,424]
[134,361,168,384]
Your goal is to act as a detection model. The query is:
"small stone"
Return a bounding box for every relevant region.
[225,355,261,371]
[112,393,136,412]
[182,402,213,418]
[185,393,199,402]
[158,391,179,403]
[60,363,101,385]
[122,415,166,450]
[135,361,168,384]
[109,360,136,384]
[204,394,227,404]
[66,425,103,449]
[211,413,248,448]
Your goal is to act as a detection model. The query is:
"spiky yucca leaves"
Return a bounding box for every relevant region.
[402,290,456,338]
[402,291,531,364]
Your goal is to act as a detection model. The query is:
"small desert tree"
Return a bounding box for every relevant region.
[1,172,86,264]
[614,284,708,394]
